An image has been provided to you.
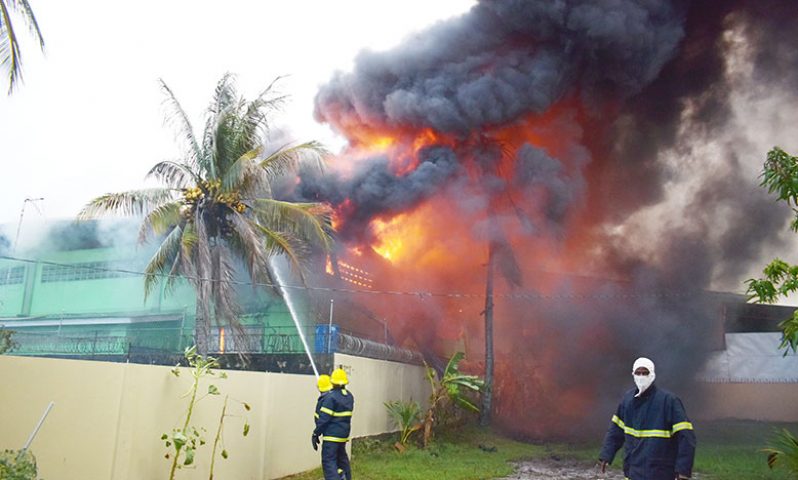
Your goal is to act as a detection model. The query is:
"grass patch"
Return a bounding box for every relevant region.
[693,419,798,479]
[281,420,798,480]
[282,427,540,480]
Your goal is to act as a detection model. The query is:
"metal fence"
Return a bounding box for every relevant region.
[3,324,423,367]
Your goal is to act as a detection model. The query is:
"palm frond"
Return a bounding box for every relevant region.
[202,73,237,179]
[143,224,184,298]
[259,141,329,180]
[212,104,241,176]
[0,0,22,94]
[158,79,203,171]
[233,79,288,154]
[1,0,44,93]
[220,146,265,193]
[138,201,183,243]
[78,188,177,220]
[164,240,186,295]
[252,76,288,116]
[147,160,199,189]
[252,198,334,253]
[227,213,270,285]
[180,221,198,261]
[9,0,43,47]
[250,222,307,284]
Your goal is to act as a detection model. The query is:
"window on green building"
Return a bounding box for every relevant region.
[0,266,24,286]
[41,262,131,283]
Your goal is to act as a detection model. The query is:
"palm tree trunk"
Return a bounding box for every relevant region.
[480,241,496,427]
[195,302,210,355]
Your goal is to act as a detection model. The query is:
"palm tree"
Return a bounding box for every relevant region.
[1,0,45,93]
[80,74,333,354]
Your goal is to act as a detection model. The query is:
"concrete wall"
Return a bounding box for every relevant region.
[333,353,430,438]
[693,382,798,423]
[0,354,430,479]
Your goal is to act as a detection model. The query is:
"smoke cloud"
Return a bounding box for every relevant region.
[294,0,798,438]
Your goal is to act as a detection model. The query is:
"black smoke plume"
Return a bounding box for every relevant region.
[295,0,798,438]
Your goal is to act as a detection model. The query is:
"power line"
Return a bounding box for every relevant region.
[0,254,740,302]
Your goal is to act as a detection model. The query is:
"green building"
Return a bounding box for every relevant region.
[0,222,320,365]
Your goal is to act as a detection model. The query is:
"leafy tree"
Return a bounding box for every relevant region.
[80,75,333,354]
[0,0,45,93]
[422,352,484,447]
[747,147,798,476]
[746,147,798,353]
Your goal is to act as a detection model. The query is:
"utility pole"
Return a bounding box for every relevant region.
[480,241,496,427]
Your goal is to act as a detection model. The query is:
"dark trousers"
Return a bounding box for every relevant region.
[321,441,351,480]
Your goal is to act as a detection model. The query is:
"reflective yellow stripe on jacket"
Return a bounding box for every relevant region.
[322,436,349,442]
[320,407,353,417]
[611,415,694,438]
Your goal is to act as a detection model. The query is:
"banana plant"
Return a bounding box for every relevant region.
[422,352,484,447]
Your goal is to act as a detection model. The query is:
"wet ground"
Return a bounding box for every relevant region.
[498,459,625,480]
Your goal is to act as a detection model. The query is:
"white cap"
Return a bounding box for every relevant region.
[632,357,655,373]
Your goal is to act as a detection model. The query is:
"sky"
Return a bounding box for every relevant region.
[0,0,476,234]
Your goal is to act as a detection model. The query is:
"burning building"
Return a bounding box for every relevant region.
[286,0,798,438]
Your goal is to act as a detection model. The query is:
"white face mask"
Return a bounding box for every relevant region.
[633,373,655,397]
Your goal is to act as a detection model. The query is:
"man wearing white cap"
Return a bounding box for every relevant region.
[598,357,696,480]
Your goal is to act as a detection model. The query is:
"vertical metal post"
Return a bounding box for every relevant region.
[21,402,54,452]
[12,198,45,253]
[327,299,334,353]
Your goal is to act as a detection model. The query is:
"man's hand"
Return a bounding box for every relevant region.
[676,475,690,480]
[311,434,320,451]
[597,460,608,473]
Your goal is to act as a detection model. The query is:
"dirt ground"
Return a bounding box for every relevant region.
[498,459,626,480]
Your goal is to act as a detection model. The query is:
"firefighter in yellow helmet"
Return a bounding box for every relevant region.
[314,375,333,423]
[312,368,354,480]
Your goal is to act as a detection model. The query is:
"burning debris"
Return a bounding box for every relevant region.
[282,0,798,439]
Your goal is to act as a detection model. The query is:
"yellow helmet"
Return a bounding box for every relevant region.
[317,374,333,393]
[330,368,349,386]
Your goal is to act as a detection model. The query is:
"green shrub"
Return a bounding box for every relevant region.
[764,428,798,475]
[384,400,422,446]
[0,450,38,480]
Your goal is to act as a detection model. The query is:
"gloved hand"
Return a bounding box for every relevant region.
[311,433,320,451]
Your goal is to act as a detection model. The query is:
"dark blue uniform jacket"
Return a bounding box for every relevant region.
[313,387,354,443]
[314,391,329,423]
[599,384,696,480]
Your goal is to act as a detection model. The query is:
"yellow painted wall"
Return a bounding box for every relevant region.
[333,353,429,438]
[0,354,429,480]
